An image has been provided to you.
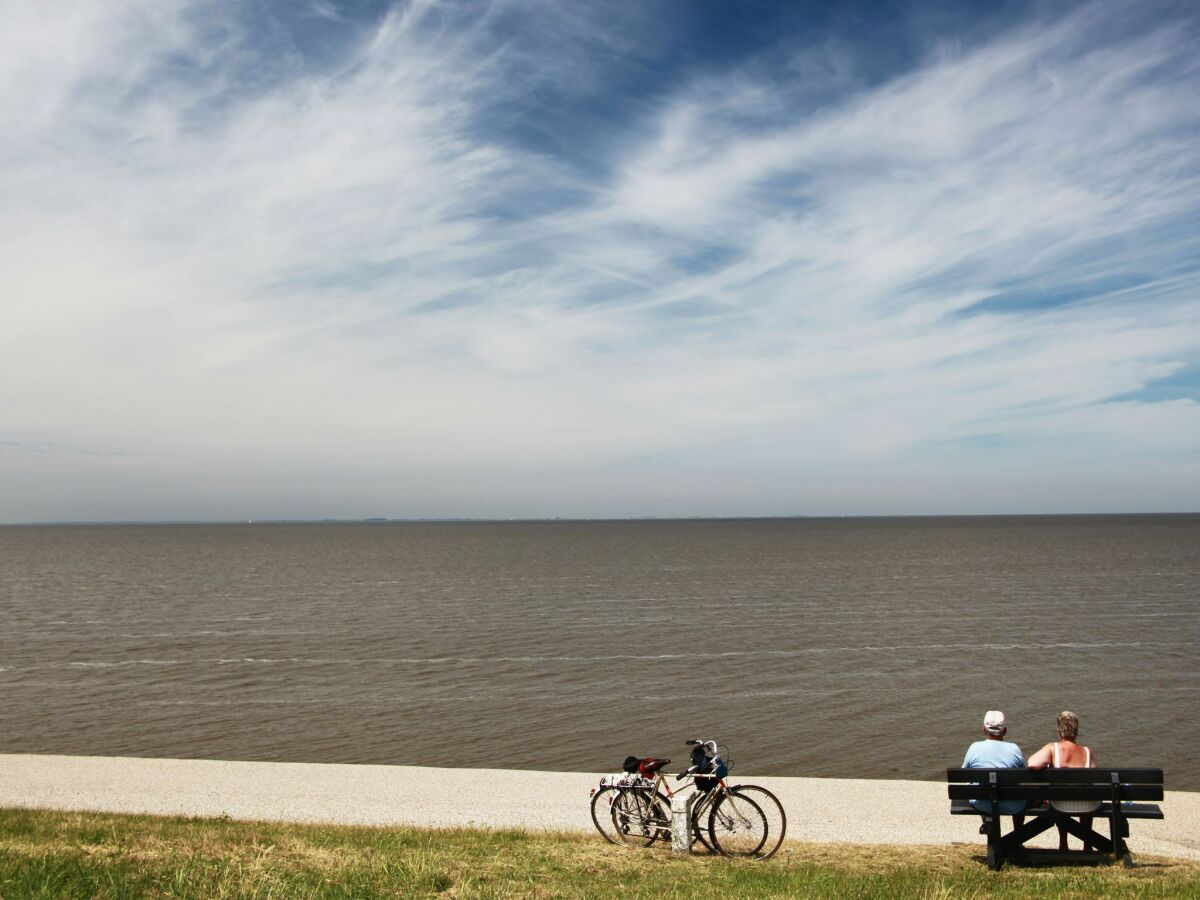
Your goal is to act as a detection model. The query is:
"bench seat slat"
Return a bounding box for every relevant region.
[949,784,1163,802]
[947,767,1162,785]
[949,799,1164,819]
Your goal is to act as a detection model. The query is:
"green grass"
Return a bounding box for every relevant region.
[1,808,1197,898]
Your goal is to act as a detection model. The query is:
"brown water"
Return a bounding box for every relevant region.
[1,516,1196,788]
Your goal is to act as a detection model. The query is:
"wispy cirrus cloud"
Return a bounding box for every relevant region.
[1,0,1197,520]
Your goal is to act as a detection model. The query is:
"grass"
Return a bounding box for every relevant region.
[1,808,1198,898]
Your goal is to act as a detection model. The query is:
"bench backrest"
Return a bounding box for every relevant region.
[947,768,1163,803]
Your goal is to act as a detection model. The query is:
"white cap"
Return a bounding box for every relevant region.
[984,710,1007,735]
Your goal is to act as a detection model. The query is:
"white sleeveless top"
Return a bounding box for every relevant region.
[1050,743,1102,814]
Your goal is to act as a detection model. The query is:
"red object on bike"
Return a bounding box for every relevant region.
[638,757,671,776]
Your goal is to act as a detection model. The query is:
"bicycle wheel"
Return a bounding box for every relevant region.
[707,788,770,859]
[610,788,671,846]
[724,784,786,859]
[689,790,717,853]
[590,786,621,844]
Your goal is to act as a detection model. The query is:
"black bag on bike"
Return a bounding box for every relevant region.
[690,744,728,792]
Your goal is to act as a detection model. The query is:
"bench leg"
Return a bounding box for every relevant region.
[1058,816,1112,854]
[1109,812,1132,866]
[1004,815,1055,850]
[987,815,1004,871]
[987,842,1001,871]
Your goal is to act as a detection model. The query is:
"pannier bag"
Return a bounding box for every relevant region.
[600,773,655,789]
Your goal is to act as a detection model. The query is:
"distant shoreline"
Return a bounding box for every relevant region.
[4,512,1199,528]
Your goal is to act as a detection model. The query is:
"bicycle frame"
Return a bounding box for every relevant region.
[621,767,752,834]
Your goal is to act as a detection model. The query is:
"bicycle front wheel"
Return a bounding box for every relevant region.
[707,788,773,859]
[611,788,671,847]
[723,784,786,859]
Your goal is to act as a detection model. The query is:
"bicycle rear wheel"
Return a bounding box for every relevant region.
[611,788,671,846]
[590,786,620,844]
[706,788,771,859]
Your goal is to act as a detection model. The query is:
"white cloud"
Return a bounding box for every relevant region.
[1,0,1198,520]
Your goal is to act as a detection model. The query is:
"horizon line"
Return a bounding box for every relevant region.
[3,512,1198,528]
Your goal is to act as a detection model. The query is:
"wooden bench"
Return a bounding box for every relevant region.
[947,767,1164,870]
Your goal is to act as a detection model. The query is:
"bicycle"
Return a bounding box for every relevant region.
[590,739,787,860]
[589,757,672,847]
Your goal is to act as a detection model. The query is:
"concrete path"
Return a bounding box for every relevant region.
[1,755,1197,861]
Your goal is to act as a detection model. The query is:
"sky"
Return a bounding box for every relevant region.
[2,0,1198,522]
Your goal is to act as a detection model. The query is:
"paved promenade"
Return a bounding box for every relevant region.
[2,755,1197,861]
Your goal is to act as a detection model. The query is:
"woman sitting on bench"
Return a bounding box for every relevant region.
[1028,710,1100,851]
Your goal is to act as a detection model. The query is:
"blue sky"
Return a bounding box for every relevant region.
[1,0,1198,521]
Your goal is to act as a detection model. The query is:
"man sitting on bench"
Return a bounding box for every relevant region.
[963,710,1026,832]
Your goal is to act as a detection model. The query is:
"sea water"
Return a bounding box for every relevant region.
[1,516,1196,788]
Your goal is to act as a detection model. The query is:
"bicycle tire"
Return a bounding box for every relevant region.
[707,788,771,859]
[589,786,621,844]
[610,788,671,846]
[689,789,717,853]
[723,784,786,859]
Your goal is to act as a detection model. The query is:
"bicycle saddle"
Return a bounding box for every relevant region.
[638,757,671,775]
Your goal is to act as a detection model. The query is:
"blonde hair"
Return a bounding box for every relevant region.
[1056,710,1080,741]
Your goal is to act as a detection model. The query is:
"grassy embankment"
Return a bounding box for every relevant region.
[1,808,1198,898]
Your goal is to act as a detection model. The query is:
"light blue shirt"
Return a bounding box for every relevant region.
[963,738,1024,769]
[964,738,1025,814]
